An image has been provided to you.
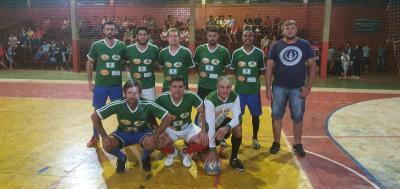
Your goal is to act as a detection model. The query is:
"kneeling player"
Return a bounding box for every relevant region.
[205,76,244,171]
[154,77,209,167]
[91,80,172,173]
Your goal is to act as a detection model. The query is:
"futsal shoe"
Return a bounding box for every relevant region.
[164,149,177,167]
[229,158,244,171]
[293,144,306,157]
[116,158,127,173]
[182,153,192,168]
[269,142,280,154]
[86,137,99,148]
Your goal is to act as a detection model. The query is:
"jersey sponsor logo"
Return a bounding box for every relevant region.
[165,62,173,68]
[120,119,132,126]
[180,112,190,119]
[111,71,121,76]
[133,73,141,79]
[112,54,121,61]
[143,72,152,78]
[238,61,246,67]
[173,120,184,127]
[133,58,141,64]
[247,77,256,82]
[248,61,257,67]
[138,66,147,72]
[237,75,245,82]
[200,71,207,78]
[202,58,210,64]
[209,73,218,79]
[279,46,302,66]
[134,120,145,127]
[205,65,214,72]
[242,69,251,75]
[211,59,220,65]
[144,59,152,65]
[100,69,109,76]
[105,62,115,68]
[174,62,183,68]
[101,54,110,61]
[168,68,177,75]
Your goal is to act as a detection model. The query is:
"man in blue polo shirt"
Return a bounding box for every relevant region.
[265,20,316,157]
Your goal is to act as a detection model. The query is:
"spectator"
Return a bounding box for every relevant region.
[225,15,233,36]
[159,27,168,48]
[243,15,253,31]
[270,35,278,48]
[352,44,362,79]
[6,46,15,69]
[123,27,134,45]
[327,44,336,73]
[228,21,238,42]
[19,28,27,47]
[216,15,226,34]
[362,43,371,73]
[148,16,156,34]
[206,15,216,28]
[26,28,34,46]
[43,16,51,31]
[180,27,190,46]
[61,16,70,32]
[165,15,175,29]
[376,46,385,72]
[254,14,263,32]
[34,41,50,60]
[0,45,7,69]
[341,50,350,79]
[260,35,270,55]
[264,16,273,34]
[8,34,18,48]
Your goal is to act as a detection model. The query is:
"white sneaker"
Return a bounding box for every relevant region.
[182,153,192,168]
[164,149,177,167]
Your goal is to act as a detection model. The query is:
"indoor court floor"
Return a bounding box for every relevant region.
[0,77,399,189]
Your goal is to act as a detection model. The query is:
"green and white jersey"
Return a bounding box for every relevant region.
[194,44,231,90]
[230,46,265,94]
[87,39,126,87]
[124,43,159,89]
[96,99,168,133]
[204,90,241,148]
[158,46,195,90]
[154,91,202,131]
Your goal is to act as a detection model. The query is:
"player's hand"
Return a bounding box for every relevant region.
[266,89,274,101]
[198,131,209,146]
[207,149,218,161]
[88,82,94,93]
[300,86,311,99]
[215,126,229,141]
[102,136,113,150]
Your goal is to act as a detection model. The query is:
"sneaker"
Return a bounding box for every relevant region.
[116,158,127,173]
[269,142,280,154]
[229,158,244,171]
[252,138,261,149]
[164,149,177,167]
[86,136,99,148]
[220,139,227,148]
[142,156,151,171]
[182,153,192,168]
[293,144,306,157]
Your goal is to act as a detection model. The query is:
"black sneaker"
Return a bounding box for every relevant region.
[229,158,244,171]
[116,158,127,173]
[269,142,280,154]
[142,156,151,171]
[293,144,306,157]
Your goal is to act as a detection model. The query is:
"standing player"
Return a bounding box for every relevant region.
[158,28,195,92]
[154,77,208,168]
[265,20,316,156]
[194,26,231,99]
[86,21,126,147]
[125,27,159,100]
[91,80,172,173]
[230,30,265,149]
[205,76,243,171]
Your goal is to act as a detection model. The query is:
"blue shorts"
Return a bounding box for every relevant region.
[93,85,123,109]
[111,128,152,148]
[271,85,305,123]
[238,93,262,116]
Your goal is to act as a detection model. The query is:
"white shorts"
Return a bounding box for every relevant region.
[141,87,156,101]
[165,123,201,143]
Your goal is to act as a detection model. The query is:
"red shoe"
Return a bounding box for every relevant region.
[87,137,99,148]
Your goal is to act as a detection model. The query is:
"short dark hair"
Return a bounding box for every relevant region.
[136,26,149,35]
[169,76,184,86]
[123,79,142,94]
[206,26,219,34]
[103,21,116,27]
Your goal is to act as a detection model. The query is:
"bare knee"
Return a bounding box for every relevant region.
[232,125,242,138]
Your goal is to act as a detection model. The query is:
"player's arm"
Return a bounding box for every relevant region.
[302,57,317,98]
[197,104,207,131]
[153,113,172,138]
[204,99,217,149]
[86,59,95,93]
[226,96,242,129]
[91,111,107,138]
[265,59,274,100]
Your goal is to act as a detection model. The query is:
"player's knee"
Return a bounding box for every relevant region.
[141,136,156,152]
[103,137,119,153]
[232,125,242,138]
[291,113,304,123]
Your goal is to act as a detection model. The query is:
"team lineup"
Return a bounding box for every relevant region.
[86,19,316,175]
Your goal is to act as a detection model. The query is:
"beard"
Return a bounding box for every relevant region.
[106,34,115,39]
[138,39,148,45]
[285,35,296,40]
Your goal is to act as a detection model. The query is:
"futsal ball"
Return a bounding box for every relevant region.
[204,159,221,176]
